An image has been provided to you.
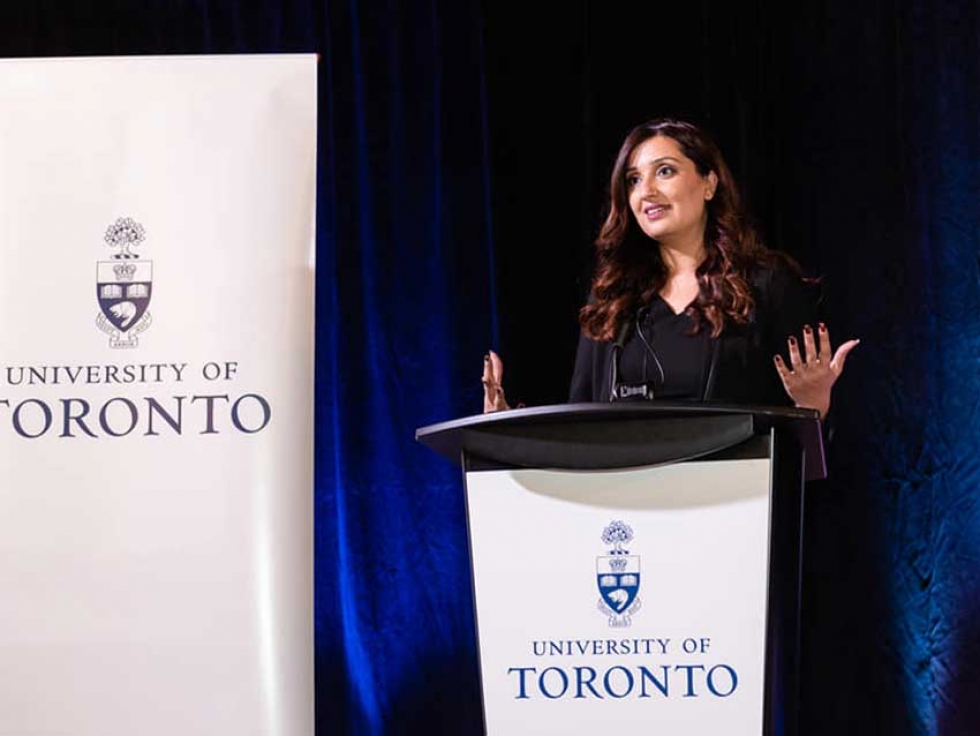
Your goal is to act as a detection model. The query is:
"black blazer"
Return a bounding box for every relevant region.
[568,263,820,406]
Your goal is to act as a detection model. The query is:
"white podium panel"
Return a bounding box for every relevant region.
[466,457,772,735]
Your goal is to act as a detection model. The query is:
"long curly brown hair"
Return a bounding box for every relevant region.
[581,118,780,341]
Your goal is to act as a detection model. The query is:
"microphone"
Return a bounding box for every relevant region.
[613,318,633,350]
[610,308,662,402]
[608,318,633,402]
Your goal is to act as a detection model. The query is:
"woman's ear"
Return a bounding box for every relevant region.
[705,171,719,200]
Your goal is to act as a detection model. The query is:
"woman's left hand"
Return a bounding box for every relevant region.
[774,322,859,420]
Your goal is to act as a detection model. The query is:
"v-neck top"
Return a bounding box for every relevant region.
[615,295,712,400]
[569,261,820,406]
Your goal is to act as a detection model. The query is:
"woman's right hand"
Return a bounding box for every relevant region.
[482,350,511,413]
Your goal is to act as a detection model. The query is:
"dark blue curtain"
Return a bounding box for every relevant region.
[777,3,980,734]
[4,2,980,735]
[878,3,980,732]
[316,1,491,733]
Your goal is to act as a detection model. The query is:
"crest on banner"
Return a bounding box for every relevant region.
[95,217,153,348]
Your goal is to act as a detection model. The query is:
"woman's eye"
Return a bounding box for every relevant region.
[626,175,641,188]
[656,166,676,178]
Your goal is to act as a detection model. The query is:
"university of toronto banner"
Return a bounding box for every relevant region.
[0,56,316,735]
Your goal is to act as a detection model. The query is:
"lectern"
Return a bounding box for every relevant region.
[416,403,824,736]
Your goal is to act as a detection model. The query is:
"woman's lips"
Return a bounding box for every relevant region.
[643,204,669,219]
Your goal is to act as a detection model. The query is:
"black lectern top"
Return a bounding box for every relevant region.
[416,402,826,481]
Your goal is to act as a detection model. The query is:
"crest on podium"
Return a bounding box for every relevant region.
[596,520,642,627]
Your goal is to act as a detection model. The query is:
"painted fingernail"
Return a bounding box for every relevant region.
[484,354,489,362]
[804,324,813,335]
[818,322,827,332]
[774,355,783,363]
[788,336,797,346]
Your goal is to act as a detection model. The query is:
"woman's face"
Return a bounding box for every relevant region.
[625,135,718,247]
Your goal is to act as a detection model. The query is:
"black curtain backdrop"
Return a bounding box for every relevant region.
[2,2,979,735]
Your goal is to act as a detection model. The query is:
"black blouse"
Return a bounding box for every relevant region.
[569,262,820,406]
[616,296,711,400]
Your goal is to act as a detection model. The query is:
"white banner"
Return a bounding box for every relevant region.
[466,458,772,736]
[0,56,316,735]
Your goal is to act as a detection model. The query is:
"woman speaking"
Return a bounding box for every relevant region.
[483,118,857,416]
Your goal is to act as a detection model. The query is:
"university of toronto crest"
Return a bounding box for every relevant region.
[96,217,153,348]
[596,520,642,627]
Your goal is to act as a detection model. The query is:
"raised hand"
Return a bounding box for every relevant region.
[482,350,511,413]
[774,322,859,419]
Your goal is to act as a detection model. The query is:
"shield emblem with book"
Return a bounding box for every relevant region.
[97,260,153,331]
[596,555,641,613]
